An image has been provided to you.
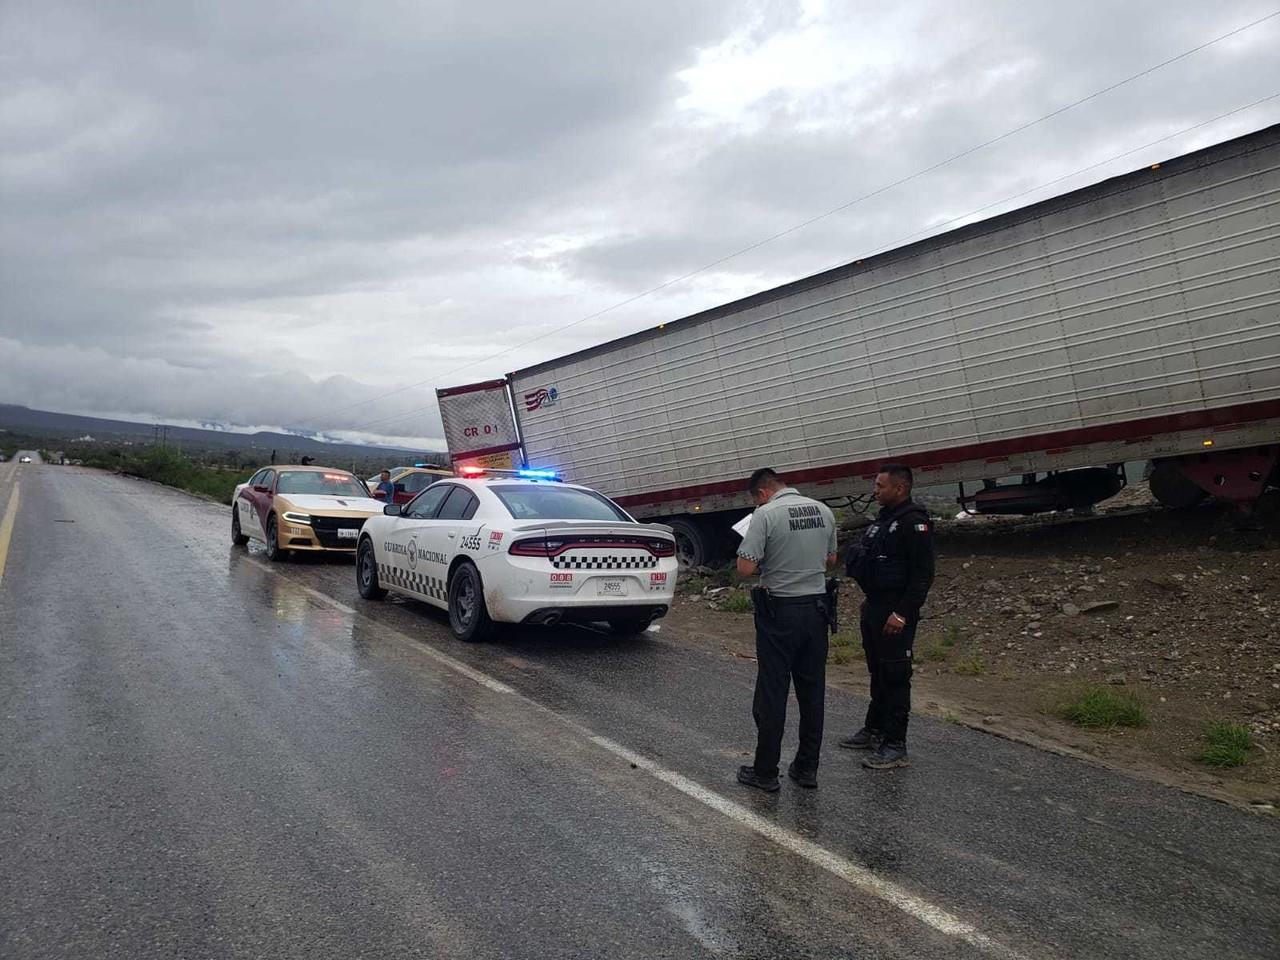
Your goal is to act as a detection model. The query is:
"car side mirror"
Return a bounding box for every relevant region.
[383,504,402,516]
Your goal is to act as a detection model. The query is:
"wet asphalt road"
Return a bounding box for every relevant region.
[1,462,1278,959]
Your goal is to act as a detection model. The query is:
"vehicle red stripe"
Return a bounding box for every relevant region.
[436,378,510,398]
[612,399,1280,508]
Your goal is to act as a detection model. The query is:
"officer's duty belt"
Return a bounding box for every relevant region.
[770,594,826,606]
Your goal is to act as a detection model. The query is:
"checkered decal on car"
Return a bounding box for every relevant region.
[379,563,447,600]
[551,554,659,570]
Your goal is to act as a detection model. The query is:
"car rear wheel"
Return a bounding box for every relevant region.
[356,538,386,600]
[448,561,494,643]
[231,508,249,546]
[264,515,289,562]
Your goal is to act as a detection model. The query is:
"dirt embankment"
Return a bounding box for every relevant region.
[665,488,1280,811]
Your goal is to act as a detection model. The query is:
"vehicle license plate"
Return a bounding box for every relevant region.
[596,577,627,597]
[337,527,359,539]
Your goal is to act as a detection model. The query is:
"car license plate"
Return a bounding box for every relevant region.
[337,528,359,539]
[596,577,627,597]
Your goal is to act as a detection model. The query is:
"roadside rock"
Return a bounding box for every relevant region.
[1081,600,1120,614]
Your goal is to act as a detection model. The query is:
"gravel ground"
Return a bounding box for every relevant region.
[668,484,1280,810]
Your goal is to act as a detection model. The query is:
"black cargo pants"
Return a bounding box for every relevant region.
[860,601,916,745]
[752,595,829,778]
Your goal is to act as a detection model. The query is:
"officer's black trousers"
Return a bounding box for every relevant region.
[752,597,829,778]
[860,601,916,745]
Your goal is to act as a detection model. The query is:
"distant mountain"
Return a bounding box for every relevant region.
[0,404,446,464]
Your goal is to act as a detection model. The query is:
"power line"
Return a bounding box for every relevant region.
[305,8,1280,432]
[813,92,1280,281]
[361,90,1279,437]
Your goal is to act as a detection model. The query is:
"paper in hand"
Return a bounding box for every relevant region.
[731,513,752,539]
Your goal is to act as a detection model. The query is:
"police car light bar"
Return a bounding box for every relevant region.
[456,466,562,481]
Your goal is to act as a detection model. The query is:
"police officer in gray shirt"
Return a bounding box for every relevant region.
[735,468,838,791]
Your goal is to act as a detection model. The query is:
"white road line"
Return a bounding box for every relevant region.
[0,483,20,586]
[589,733,1030,960]
[247,557,1030,959]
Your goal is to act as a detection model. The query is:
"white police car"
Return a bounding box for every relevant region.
[355,468,678,641]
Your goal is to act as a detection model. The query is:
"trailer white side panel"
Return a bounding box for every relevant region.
[511,129,1280,504]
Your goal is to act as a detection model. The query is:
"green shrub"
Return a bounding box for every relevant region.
[1198,722,1253,768]
[829,647,854,665]
[88,446,251,504]
[1055,686,1147,728]
[922,642,949,662]
[953,654,985,676]
[680,575,709,595]
[717,590,753,614]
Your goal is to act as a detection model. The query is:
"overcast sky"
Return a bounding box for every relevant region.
[2,0,1278,449]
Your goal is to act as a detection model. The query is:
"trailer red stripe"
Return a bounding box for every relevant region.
[611,398,1280,508]
[436,378,509,398]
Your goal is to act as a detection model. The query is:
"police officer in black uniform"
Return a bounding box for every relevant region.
[841,463,935,769]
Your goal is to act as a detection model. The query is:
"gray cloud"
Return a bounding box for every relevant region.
[2,0,1278,447]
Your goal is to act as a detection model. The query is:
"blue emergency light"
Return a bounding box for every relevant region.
[517,467,559,480]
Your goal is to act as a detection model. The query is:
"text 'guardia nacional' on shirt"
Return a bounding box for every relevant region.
[788,504,826,531]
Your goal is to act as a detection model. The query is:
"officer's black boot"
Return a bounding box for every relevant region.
[787,761,818,789]
[838,727,882,751]
[861,740,909,769]
[737,765,781,792]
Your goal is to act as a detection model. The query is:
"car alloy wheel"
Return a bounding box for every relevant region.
[448,562,493,643]
[265,516,287,562]
[231,508,248,546]
[356,539,386,600]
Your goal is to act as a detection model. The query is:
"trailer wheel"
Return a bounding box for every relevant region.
[1149,459,1208,509]
[668,518,713,572]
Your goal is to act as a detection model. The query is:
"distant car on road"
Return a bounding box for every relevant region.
[232,465,386,561]
[19,456,32,463]
[355,468,678,642]
[370,465,454,505]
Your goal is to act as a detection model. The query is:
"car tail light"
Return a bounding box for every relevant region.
[509,538,566,557]
[509,535,673,557]
[647,538,675,557]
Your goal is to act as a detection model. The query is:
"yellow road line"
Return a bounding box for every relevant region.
[0,483,19,586]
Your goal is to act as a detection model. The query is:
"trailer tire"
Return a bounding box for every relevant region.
[1149,459,1208,509]
[668,517,715,572]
